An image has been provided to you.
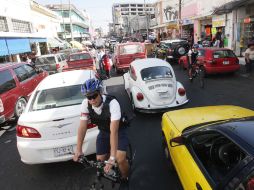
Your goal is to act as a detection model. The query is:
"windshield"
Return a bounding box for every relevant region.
[213,50,236,58]
[30,85,84,111]
[141,66,173,81]
[69,53,91,61]
[36,56,56,65]
[119,44,143,55]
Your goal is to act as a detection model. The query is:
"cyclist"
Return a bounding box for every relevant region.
[73,78,129,180]
[188,43,199,81]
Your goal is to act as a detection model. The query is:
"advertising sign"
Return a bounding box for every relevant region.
[212,15,226,27]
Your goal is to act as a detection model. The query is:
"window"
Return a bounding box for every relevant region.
[119,44,143,55]
[0,17,8,32]
[12,19,31,33]
[60,54,66,61]
[235,170,254,190]
[30,85,84,111]
[189,132,246,183]
[23,64,36,78]
[14,66,29,82]
[131,8,136,11]
[0,70,16,94]
[213,50,236,58]
[141,66,173,81]
[198,49,206,57]
[57,55,61,62]
[69,53,91,61]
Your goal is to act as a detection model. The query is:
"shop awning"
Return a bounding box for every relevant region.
[47,37,64,48]
[6,38,31,55]
[213,0,250,14]
[29,38,47,43]
[0,39,9,56]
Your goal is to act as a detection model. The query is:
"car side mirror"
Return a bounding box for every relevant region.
[170,136,184,147]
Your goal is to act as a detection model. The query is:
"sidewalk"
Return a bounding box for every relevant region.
[238,57,254,80]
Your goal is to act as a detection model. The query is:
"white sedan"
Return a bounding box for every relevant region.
[17,70,106,164]
[123,58,188,113]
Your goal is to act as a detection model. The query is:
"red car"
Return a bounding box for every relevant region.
[0,62,48,125]
[113,42,146,73]
[63,52,95,71]
[178,48,240,75]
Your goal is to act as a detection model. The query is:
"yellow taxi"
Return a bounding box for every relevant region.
[162,105,254,190]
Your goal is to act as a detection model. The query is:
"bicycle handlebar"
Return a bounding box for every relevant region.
[77,155,121,183]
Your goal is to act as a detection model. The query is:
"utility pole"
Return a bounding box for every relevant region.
[69,0,74,41]
[179,0,182,38]
[144,0,149,40]
[60,0,66,41]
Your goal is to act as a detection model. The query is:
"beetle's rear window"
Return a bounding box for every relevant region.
[213,50,236,58]
[141,66,173,81]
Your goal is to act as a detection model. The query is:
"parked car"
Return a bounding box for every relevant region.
[113,42,146,73]
[154,39,190,63]
[123,58,188,113]
[178,48,240,75]
[34,53,67,74]
[0,62,48,125]
[17,70,106,164]
[63,52,95,72]
[162,105,254,190]
[59,48,80,57]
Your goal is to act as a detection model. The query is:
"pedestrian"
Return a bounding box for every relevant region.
[245,41,254,74]
[213,38,220,48]
[101,54,111,78]
[96,46,105,74]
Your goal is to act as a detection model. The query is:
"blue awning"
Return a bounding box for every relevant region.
[0,39,9,56]
[29,38,47,43]
[6,38,31,55]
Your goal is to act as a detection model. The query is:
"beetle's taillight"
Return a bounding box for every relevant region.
[136,92,144,101]
[16,125,41,138]
[178,88,186,96]
[0,98,4,112]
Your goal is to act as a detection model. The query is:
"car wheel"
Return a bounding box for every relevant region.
[14,98,27,119]
[162,135,175,172]
[175,45,188,58]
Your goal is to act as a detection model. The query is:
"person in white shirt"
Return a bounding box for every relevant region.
[245,41,254,73]
[73,78,129,180]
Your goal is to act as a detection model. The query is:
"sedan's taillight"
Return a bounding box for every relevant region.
[87,123,96,129]
[136,93,144,101]
[178,88,186,96]
[16,125,41,138]
[0,98,4,112]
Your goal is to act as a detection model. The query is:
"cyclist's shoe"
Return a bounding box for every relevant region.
[189,77,193,82]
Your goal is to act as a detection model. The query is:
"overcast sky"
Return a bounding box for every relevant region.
[36,0,155,32]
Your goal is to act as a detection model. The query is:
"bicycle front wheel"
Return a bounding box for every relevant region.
[198,67,205,88]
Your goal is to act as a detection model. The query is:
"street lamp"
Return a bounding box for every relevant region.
[69,0,74,41]
[144,0,149,40]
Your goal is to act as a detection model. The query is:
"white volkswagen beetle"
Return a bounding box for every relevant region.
[123,58,188,112]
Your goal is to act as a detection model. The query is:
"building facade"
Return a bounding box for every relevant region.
[112,3,155,37]
[46,4,90,42]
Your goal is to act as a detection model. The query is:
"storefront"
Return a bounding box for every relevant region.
[212,15,226,47]
[181,19,194,45]
[200,18,213,41]
[242,17,254,49]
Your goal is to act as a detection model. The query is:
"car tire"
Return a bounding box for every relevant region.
[162,135,175,172]
[14,97,27,119]
[175,45,188,58]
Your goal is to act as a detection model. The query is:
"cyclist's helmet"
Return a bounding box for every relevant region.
[193,44,199,49]
[81,78,102,96]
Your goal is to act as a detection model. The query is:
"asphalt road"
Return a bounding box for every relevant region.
[1,64,254,190]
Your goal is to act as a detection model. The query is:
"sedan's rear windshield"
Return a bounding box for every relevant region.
[141,66,173,81]
[213,50,236,58]
[119,45,143,55]
[69,54,91,61]
[36,56,56,65]
[30,85,84,111]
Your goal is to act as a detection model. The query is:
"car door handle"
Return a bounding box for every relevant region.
[196,183,203,190]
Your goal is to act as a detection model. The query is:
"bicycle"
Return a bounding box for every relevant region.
[76,144,135,190]
[189,61,205,88]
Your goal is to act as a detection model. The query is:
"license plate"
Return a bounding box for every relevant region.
[159,92,168,97]
[223,61,229,65]
[53,145,73,157]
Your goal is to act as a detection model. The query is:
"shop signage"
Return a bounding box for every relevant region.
[212,15,226,27]
[182,19,194,25]
[244,17,254,23]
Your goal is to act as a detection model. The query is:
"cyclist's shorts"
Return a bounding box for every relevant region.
[96,128,129,155]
